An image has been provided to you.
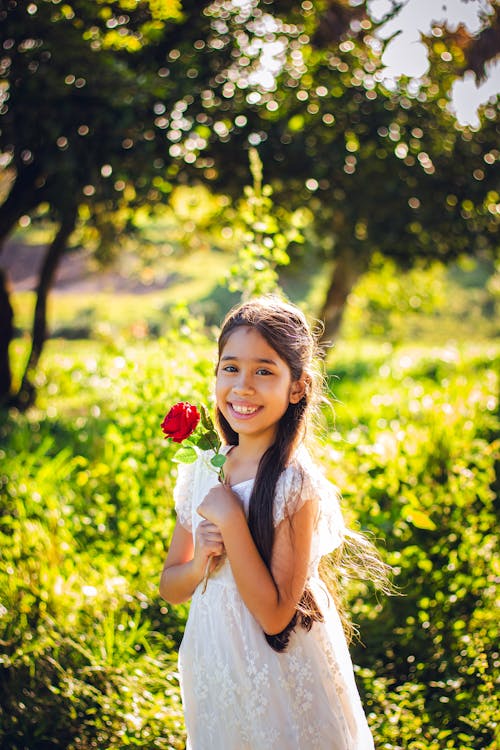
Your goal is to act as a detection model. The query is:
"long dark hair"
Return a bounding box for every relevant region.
[216,296,325,651]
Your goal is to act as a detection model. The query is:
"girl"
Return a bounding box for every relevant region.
[160,296,387,749]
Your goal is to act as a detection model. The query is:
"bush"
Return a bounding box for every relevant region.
[327,341,499,749]
[1,321,498,748]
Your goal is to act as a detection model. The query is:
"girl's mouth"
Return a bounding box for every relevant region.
[228,402,261,419]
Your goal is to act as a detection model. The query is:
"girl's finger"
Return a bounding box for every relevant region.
[198,519,218,531]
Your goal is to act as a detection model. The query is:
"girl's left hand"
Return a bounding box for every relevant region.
[196,484,243,530]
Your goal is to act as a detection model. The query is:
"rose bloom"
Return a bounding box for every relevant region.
[161,402,200,443]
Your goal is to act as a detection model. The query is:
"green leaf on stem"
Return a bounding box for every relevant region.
[210,454,226,469]
[199,404,214,431]
[195,435,213,451]
[205,430,220,446]
[173,446,198,464]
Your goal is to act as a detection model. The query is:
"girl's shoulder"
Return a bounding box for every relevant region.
[275,446,340,515]
[274,446,345,550]
[173,448,225,529]
[287,444,340,490]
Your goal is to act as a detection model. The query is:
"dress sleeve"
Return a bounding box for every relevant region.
[273,453,345,554]
[173,460,196,531]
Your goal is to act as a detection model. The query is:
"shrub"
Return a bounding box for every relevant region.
[1,326,498,748]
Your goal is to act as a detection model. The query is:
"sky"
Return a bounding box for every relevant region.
[368,0,500,124]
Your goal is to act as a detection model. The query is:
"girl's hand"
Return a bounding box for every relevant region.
[193,519,225,579]
[196,484,244,530]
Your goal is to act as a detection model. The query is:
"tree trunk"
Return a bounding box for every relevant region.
[319,246,369,343]
[0,169,45,406]
[0,269,14,403]
[0,166,44,249]
[14,206,77,410]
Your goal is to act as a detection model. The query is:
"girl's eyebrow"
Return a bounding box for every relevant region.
[220,355,278,365]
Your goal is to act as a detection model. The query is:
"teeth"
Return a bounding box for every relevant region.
[232,404,258,415]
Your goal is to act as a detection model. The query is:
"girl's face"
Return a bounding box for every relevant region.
[216,326,304,446]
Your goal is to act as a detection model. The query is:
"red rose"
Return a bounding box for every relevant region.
[161,402,200,443]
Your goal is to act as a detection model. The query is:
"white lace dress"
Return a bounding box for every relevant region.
[173,447,375,750]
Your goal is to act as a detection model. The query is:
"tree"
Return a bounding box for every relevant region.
[0,1,159,403]
[0,0,241,406]
[461,3,500,81]
[369,0,500,84]
[1,0,498,405]
[175,0,498,340]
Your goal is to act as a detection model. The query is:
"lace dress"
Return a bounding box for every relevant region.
[173,447,375,750]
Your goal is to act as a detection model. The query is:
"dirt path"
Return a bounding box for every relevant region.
[1,238,167,294]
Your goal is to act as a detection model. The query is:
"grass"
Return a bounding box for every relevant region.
[10,235,498,350]
[2,241,499,749]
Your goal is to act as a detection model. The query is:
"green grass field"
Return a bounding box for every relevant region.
[1,250,498,749]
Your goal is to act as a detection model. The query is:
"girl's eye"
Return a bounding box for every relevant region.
[222,365,237,373]
[256,368,272,376]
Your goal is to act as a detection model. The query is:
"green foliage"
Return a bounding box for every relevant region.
[342,257,500,344]
[0,0,180,226]
[1,275,498,747]
[0,0,241,249]
[1,334,215,748]
[225,148,304,299]
[191,2,499,282]
[325,339,499,749]
[3,0,498,407]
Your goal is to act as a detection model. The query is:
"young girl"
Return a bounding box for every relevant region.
[160,296,385,749]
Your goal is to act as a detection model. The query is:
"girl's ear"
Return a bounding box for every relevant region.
[289,378,307,404]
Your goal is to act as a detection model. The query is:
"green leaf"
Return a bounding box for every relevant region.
[173,446,197,464]
[205,430,220,447]
[403,506,437,531]
[195,435,213,451]
[199,404,214,431]
[210,454,226,469]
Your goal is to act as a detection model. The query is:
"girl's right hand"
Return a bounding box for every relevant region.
[194,519,225,579]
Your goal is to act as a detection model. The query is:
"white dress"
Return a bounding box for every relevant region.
[173,447,375,750]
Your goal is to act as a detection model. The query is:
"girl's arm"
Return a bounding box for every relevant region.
[197,485,316,635]
[159,519,224,604]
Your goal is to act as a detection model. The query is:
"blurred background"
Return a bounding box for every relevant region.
[0,1,498,748]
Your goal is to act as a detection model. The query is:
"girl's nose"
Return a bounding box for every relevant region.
[233,372,254,394]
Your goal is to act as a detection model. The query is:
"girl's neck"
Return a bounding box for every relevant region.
[224,454,256,487]
[235,432,276,463]
[225,434,276,484]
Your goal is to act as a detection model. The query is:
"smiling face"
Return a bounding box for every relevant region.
[216,326,305,448]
